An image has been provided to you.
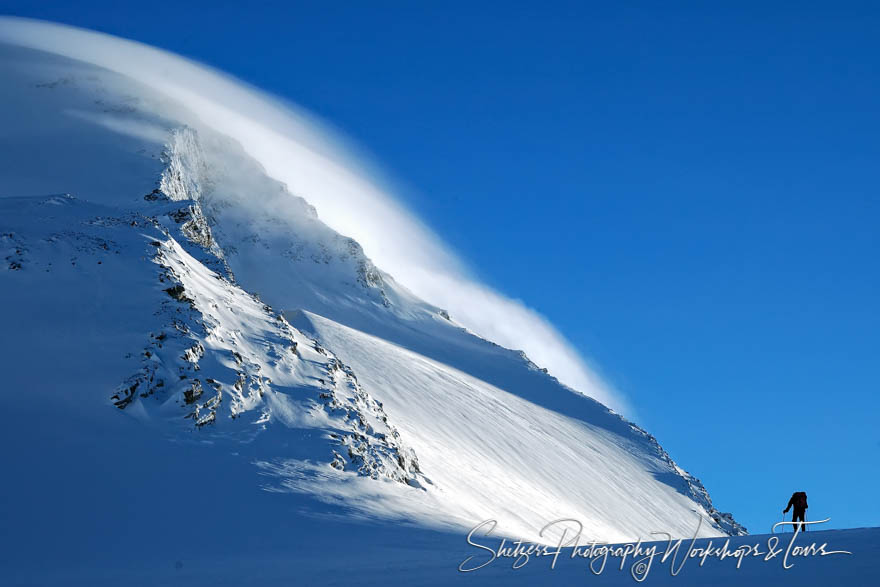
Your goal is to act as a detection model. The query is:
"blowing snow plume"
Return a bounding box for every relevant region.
[0,16,624,412]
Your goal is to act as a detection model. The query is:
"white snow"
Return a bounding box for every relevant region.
[7,20,865,587]
[0,16,622,411]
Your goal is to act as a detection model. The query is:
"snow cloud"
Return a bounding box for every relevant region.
[0,17,625,412]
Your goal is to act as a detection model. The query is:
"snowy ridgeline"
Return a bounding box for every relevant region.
[1,194,423,489]
[0,37,747,574]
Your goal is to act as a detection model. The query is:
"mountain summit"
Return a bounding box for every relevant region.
[0,23,744,571]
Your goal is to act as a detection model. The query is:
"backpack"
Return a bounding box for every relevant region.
[792,491,808,509]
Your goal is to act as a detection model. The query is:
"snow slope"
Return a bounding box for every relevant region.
[0,15,620,410]
[0,22,789,585]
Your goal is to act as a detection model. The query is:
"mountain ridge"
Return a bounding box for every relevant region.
[0,38,745,550]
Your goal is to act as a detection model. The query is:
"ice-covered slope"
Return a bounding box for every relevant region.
[0,32,744,570]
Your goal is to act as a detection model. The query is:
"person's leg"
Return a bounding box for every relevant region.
[794,510,805,533]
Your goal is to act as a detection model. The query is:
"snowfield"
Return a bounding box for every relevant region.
[0,17,873,586]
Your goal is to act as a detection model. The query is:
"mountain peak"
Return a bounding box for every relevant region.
[0,34,744,548]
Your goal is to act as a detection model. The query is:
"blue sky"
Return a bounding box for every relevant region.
[2,1,877,534]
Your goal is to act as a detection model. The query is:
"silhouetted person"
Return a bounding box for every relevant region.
[784,491,808,532]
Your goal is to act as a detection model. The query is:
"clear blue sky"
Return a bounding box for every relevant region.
[3,1,877,534]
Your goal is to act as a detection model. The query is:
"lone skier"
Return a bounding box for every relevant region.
[784,491,808,532]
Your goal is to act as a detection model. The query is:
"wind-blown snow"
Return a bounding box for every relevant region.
[0,24,762,586]
[1,18,870,587]
[0,34,744,531]
[0,16,622,411]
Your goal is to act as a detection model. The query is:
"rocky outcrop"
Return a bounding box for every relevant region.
[627,422,748,536]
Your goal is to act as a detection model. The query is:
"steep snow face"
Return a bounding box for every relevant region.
[282,310,745,542]
[0,40,745,546]
[159,126,430,323]
[0,17,621,410]
[146,124,745,541]
[1,194,423,488]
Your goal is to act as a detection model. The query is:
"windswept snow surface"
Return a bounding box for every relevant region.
[0,15,621,411]
[0,20,788,585]
[283,310,726,542]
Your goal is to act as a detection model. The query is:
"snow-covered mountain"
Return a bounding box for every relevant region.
[0,21,746,581]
